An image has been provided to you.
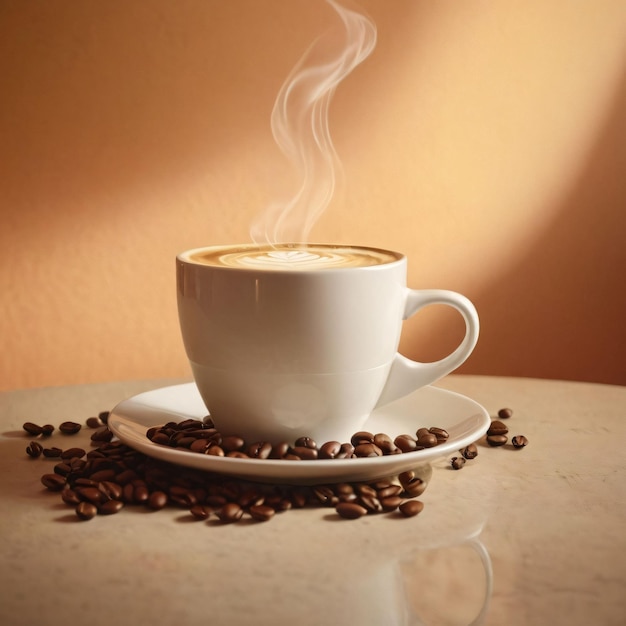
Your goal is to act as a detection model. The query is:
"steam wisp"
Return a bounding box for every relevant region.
[250,0,376,245]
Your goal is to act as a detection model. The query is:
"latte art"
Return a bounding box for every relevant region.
[185,244,401,271]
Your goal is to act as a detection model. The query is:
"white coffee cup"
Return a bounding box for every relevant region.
[177,243,479,444]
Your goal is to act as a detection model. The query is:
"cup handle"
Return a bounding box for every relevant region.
[375,289,479,408]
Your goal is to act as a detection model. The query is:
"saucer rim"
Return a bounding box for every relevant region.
[108,382,490,484]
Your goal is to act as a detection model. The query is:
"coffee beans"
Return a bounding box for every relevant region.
[460,443,478,460]
[23,422,43,436]
[399,500,424,517]
[498,408,513,419]
[76,502,98,520]
[26,441,44,458]
[512,435,529,449]
[31,420,432,525]
[486,434,508,447]
[336,502,368,519]
[145,420,450,463]
[450,457,466,470]
[59,421,82,435]
[26,404,529,526]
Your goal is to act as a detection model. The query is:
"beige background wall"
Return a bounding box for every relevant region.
[2,0,625,391]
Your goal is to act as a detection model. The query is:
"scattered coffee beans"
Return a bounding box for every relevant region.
[511,435,529,449]
[450,457,466,470]
[59,421,82,435]
[76,502,98,520]
[23,422,43,436]
[399,500,424,517]
[30,420,435,524]
[498,408,513,419]
[461,443,478,460]
[26,441,44,458]
[25,402,528,525]
[486,420,508,436]
[144,419,451,465]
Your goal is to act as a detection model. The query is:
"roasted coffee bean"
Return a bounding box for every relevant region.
[249,505,276,522]
[98,411,110,424]
[61,447,86,460]
[374,433,399,454]
[206,445,225,457]
[399,500,424,517]
[174,436,198,448]
[74,478,98,488]
[98,481,123,501]
[150,432,171,446]
[351,431,374,447]
[294,436,317,449]
[147,491,168,510]
[269,442,290,459]
[401,477,427,498]
[290,446,318,460]
[76,487,105,505]
[61,489,81,506]
[237,490,264,509]
[54,462,72,477]
[380,496,404,512]
[487,420,509,436]
[512,435,529,449]
[41,473,66,491]
[86,417,102,429]
[189,505,210,520]
[451,456,466,470]
[357,495,383,513]
[216,502,243,523]
[417,432,438,448]
[461,443,478,460]
[429,427,449,442]
[226,451,249,459]
[394,434,418,453]
[498,408,513,419]
[246,442,273,459]
[221,435,245,452]
[335,443,355,459]
[115,469,138,485]
[91,427,113,442]
[98,500,124,515]
[76,502,98,520]
[132,483,150,504]
[486,434,508,447]
[23,422,43,436]
[59,421,82,435]
[90,469,117,482]
[26,441,44,458]
[169,486,197,507]
[318,441,342,459]
[354,443,382,458]
[313,486,338,506]
[336,502,368,519]
[41,424,55,436]
[189,438,211,453]
[376,484,403,499]
[42,447,63,458]
[415,427,431,440]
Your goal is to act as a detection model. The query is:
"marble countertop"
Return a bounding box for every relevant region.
[1,375,624,626]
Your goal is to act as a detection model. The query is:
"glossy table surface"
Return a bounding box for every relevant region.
[1,375,624,626]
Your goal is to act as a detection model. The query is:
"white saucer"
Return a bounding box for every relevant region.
[108,383,490,485]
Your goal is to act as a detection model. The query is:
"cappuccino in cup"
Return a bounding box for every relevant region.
[187,243,400,270]
[177,243,479,444]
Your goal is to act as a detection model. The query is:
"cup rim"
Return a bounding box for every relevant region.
[176,243,406,273]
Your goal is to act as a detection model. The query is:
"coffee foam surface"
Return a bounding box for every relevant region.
[186,245,401,271]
